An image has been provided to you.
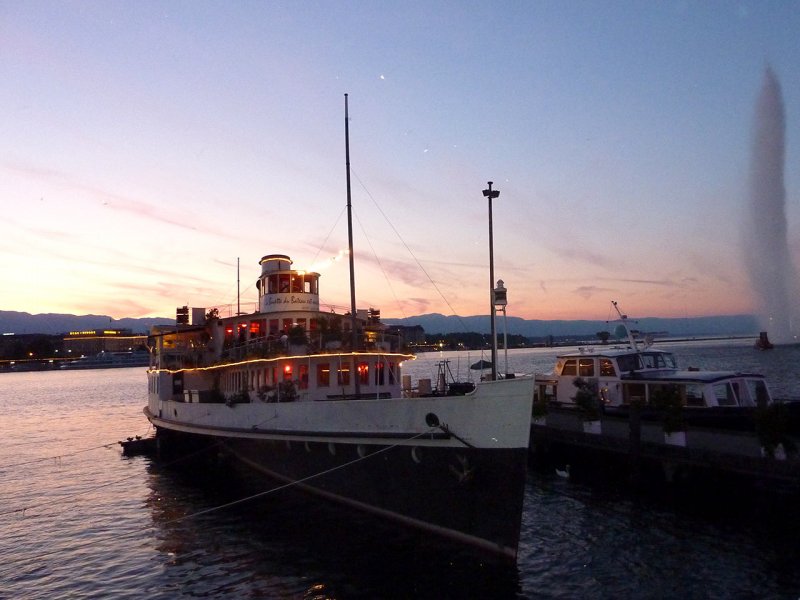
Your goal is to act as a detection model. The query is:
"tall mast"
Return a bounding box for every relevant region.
[345,94,361,396]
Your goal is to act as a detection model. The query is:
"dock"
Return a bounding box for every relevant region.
[530,406,800,493]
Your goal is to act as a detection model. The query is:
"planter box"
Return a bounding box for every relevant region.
[761,443,787,460]
[583,420,602,434]
[664,431,687,446]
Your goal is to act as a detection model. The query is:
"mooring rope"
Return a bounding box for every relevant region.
[3,428,439,566]
[0,437,221,518]
[0,424,154,472]
[162,428,438,526]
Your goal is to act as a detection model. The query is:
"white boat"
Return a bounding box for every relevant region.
[144,98,533,562]
[534,302,779,430]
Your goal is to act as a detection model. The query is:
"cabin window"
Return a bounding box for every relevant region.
[283,364,293,381]
[685,384,704,407]
[269,320,279,336]
[375,361,385,385]
[291,275,303,293]
[745,379,769,407]
[337,362,351,385]
[249,321,262,336]
[388,362,396,385]
[561,359,577,376]
[317,363,330,387]
[358,362,369,385]
[282,319,293,333]
[600,359,616,377]
[296,318,306,331]
[268,275,278,294]
[578,359,594,377]
[713,383,737,406]
[304,275,318,294]
[616,354,640,373]
[298,364,308,389]
[279,274,290,292]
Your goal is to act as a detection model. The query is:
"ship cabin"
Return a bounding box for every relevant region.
[147,254,415,407]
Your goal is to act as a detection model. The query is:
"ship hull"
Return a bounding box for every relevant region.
[146,377,533,561]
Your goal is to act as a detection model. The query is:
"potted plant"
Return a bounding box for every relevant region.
[287,325,308,355]
[651,385,686,446]
[756,400,794,460]
[532,393,548,426]
[573,377,601,433]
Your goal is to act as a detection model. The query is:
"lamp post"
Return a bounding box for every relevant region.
[494,279,508,377]
[483,181,500,381]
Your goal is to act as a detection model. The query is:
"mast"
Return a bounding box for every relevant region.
[345,93,361,396]
[611,300,640,352]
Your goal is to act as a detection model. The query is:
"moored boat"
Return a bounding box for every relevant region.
[533,302,791,431]
[143,97,533,562]
[61,350,150,369]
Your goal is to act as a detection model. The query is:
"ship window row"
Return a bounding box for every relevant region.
[220,360,397,394]
[225,318,318,339]
[560,358,614,377]
[264,273,319,295]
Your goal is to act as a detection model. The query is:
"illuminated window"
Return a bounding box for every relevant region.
[283,364,292,381]
[578,359,594,377]
[317,363,330,387]
[600,359,616,377]
[358,362,369,385]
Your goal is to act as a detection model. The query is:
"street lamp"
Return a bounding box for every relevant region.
[483,181,500,380]
[494,279,508,377]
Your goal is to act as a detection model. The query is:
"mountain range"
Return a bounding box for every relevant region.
[384,313,760,339]
[1,309,761,339]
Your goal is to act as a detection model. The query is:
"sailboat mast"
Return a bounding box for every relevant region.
[344,94,360,361]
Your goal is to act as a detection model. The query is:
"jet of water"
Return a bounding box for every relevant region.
[744,67,798,343]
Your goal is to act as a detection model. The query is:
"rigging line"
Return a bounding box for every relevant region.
[0,439,223,519]
[351,169,471,333]
[351,209,406,320]
[311,204,347,268]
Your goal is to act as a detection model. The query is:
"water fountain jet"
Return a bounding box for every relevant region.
[743,67,798,344]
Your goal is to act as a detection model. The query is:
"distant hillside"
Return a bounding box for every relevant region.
[384,313,761,339]
[1,309,761,339]
[0,311,174,335]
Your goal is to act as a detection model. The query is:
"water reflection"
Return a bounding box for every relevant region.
[143,459,522,599]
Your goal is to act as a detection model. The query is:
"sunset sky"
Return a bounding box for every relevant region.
[2,2,799,324]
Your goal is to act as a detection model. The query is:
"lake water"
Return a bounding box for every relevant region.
[2,340,800,598]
